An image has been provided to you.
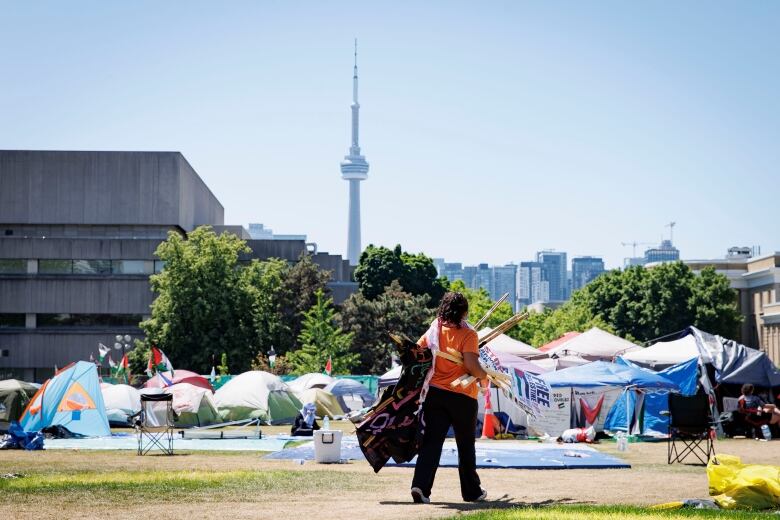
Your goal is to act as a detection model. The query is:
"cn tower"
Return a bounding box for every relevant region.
[340,39,369,266]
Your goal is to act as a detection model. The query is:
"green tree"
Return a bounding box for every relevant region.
[520,262,742,346]
[339,281,434,373]
[354,244,447,305]
[278,253,332,352]
[287,290,357,375]
[140,226,286,374]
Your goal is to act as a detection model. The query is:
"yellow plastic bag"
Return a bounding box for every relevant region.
[708,454,780,510]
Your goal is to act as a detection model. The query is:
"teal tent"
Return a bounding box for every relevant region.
[19,361,110,437]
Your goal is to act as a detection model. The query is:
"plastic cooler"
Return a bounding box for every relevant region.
[313,430,342,463]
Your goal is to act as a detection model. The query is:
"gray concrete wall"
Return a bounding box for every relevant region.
[0,237,162,259]
[0,150,223,231]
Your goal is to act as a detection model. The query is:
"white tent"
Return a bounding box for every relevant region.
[546,327,640,361]
[287,373,335,395]
[101,383,141,426]
[478,327,540,357]
[622,335,699,369]
[214,371,301,424]
[378,365,402,390]
[531,355,591,372]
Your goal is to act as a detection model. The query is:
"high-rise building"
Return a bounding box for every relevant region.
[518,261,548,307]
[571,256,606,291]
[537,250,568,301]
[432,258,465,284]
[644,240,680,264]
[492,264,517,310]
[340,40,369,265]
[474,264,493,295]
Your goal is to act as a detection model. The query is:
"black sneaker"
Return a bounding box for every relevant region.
[411,487,430,504]
[465,488,487,502]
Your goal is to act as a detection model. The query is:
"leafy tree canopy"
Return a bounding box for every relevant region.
[354,244,447,305]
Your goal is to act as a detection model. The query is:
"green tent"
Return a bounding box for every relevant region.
[214,371,301,424]
[0,379,39,432]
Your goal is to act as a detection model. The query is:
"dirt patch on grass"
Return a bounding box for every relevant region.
[1,438,778,519]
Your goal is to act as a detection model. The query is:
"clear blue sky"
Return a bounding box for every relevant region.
[2,2,778,269]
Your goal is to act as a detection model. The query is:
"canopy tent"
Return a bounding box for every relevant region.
[529,361,678,437]
[297,388,345,419]
[0,379,38,432]
[101,383,141,427]
[625,326,780,387]
[478,328,539,357]
[538,332,582,353]
[492,350,548,374]
[530,355,591,372]
[323,379,375,412]
[163,382,220,427]
[287,373,335,395]
[378,365,402,390]
[545,327,641,361]
[145,370,213,391]
[213,371,301,424]
[604,357,699,434]
[19,361,110,437]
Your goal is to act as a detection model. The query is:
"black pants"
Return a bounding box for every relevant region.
[412,386,481,500]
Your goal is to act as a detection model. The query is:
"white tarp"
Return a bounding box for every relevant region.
[526,386,622,437]
[478,327,540,357]
[287,373,335,395]
[622,335,699,369]
[546,327,641,361]
[101,383,141,425]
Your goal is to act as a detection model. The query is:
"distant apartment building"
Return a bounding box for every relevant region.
[517,261,549,308]
[433,258,465,284]
[247,223,306,242]
[492,264,518,310]
[537,250,568,301]
[572,256,606,291]
[433,260,518,310]
[644,240,680,264]
[0,150,356,382]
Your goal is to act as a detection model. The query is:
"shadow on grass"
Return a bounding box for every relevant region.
[380,495,588,512]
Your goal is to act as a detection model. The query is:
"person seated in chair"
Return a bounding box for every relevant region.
[291,403,320,436]
[738,384,780,426]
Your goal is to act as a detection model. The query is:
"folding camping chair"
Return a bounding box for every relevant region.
[662,393,716,465]
[132,393,175,456]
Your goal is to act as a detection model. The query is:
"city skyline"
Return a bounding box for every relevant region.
[1,3,778,268]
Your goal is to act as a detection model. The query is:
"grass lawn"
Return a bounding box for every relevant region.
[449,505,769,520]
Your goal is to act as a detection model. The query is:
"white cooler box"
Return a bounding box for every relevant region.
[313,430,343,463]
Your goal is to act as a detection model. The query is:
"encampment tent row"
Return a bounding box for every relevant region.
[213,371,301,424]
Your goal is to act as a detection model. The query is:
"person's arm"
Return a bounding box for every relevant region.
[463,352,488,379]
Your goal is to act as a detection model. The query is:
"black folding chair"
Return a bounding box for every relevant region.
[132,393,175,456]
[662,393,716,465]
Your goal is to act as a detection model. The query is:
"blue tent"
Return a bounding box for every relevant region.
[19,361,110,437]
[604,357,697,433]
[539,361,679,390]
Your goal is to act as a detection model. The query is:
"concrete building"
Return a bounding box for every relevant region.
[571,256,606,291]
[682,250,780,366]
[492,264,518,311]
[0,150,356,382]
[517,261,548,308]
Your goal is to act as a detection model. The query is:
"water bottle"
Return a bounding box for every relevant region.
[761,424,772,441]
[323,416,330,430]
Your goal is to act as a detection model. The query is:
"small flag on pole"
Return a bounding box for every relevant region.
[98,343,110,363]
[115,354,130,383]
[324,356,332,376]
[147,346,174,376]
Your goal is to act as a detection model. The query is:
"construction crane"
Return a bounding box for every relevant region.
[666,221,676,243]
[621,241,654,257]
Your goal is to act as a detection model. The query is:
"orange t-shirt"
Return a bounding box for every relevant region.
[418,324,480,400]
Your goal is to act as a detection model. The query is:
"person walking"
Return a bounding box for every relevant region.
[411,291,488,504]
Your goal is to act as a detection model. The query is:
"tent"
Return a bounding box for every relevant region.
[164,383,220,427]
[378,366,402,390]
[19,361,110,437]
[287,373,335,395]
[492,350,548,374]
[297,388,344,419]
[529,361,678,437]
[323,379,375,412]
[538,332,581,353]
[101,383,141,427]
[145,370,213,391]
[605,357,700,435]
[624,326,780,387]
[545,327,641,361]
[479,328,540,357]
[0,379,38,432]
[213,371,301,424]
[527,354,590,372]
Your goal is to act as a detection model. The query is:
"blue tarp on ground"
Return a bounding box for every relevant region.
[604,357,699,434]
[19,361,110,437]
[539,361,679,390]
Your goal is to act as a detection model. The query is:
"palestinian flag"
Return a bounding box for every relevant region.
[324,356,332,376]
[115,354,130,383]
[107,355,116,370]
[147,346,174,376]
[98,343,110,363]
